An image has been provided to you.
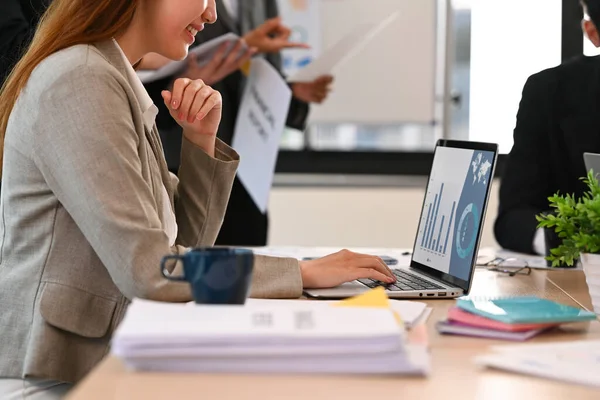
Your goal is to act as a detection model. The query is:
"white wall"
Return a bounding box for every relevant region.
[308,0,437,124]
[268,180,500,249]
[470,0,562,153]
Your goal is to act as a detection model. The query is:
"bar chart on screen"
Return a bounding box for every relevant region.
[420,182,456,257]
[412,147,474,274]
[420,182,457,257]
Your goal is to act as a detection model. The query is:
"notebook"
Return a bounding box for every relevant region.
[456,296,597,324]
[447,307,559,332]
[436,320,547,341]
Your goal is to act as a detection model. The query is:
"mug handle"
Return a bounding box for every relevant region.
[160,255,186,281]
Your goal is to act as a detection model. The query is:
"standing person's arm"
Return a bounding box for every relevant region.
[262,0,309,130]
[245,1,333,131]
[0,1,37,84]
[494,70,557,254]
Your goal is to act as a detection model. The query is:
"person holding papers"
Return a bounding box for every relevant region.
[211,0,334,248]
[0,0,393,396]
[146,0,333,247]
[495,0,600,255]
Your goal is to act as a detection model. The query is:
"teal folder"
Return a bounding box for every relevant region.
[456,296,597,324]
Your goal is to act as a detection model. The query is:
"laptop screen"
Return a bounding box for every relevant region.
[411,141,497,291]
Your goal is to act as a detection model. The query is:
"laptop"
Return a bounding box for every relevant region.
[304,139,499,299]
[584,152,600,173]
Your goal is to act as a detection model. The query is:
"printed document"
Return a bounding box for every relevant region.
[232,58,292,213]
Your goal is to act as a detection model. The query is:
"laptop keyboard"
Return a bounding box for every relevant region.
[358,269,444,291]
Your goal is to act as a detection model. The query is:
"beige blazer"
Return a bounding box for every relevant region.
[0,40,302,384]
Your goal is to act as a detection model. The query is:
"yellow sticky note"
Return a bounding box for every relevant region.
[334,287,390,308]
[240,60,252,76]
[333,287,403,326]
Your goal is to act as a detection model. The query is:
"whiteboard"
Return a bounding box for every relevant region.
[278,0,438,124]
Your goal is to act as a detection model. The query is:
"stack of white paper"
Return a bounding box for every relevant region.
[112,299,429,375]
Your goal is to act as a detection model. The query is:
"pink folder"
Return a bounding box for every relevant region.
[447,307,560,332]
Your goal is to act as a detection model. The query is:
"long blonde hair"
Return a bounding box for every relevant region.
[0,0,139,176]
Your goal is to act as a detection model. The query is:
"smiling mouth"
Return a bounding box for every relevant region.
[186,26,198,36]
[186,23,204,36]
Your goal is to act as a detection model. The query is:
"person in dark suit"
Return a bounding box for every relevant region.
[494,0,600,255]
[0,0,51,85]
[145,0,332,246]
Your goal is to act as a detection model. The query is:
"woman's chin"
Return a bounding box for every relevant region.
[162,46,189,62]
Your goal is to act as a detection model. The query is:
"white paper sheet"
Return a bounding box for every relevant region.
[411,307,433,328]
[287,12,399,83]
[136,33,246,83]
[277,0,321,77]
[122,350,428,375]
[475,339,600,388]
[114,299,402,345]
[232,58,292,213]
[244,298,428,328]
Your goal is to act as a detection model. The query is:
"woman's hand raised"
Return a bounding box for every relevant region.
[161,78,222,156]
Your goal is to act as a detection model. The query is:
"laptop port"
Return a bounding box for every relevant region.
[426,293,435,297]
[438,292,447,296]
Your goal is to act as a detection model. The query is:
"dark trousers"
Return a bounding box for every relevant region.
[216,177,268,247]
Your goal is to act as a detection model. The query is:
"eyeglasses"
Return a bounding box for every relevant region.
[477,257,531,277]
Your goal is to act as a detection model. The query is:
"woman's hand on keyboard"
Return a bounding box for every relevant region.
[299,249,397,289]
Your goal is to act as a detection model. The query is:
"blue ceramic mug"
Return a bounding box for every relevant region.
[160,248,254,304]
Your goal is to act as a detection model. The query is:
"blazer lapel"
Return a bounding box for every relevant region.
[94,40,151,130]
[146,126,176,207]
[94,40,175,206]
[143,105,159,133]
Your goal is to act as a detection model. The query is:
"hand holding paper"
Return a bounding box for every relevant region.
[243,17,310,53]
[291,75,334,104]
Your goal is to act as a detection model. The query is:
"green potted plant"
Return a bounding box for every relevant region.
[536,170,600,315]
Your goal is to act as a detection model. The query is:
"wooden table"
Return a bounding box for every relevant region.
[67,270,600,400]
[547,270,595,311]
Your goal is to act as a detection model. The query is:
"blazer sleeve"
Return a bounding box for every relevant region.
[286,96,310,131]
[0,0,34,84]
[494,71,557,254]
[32,64,302,301]
[173,137,239,248]
[169,167,303,298]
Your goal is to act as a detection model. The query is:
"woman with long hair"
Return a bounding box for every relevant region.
[0,0,395,397]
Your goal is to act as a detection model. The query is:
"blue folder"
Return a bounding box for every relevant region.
[456,296,597,324]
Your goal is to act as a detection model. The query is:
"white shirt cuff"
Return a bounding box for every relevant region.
[533,228,546,256]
